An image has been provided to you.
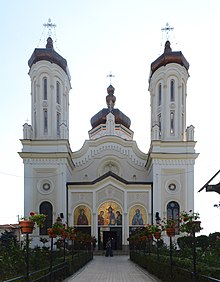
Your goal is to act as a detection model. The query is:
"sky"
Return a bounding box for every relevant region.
[0,0,219,235]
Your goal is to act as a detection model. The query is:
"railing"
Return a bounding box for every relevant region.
[130,251,220,282]
[4,251,93,282]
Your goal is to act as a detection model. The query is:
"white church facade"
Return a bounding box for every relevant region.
[19,37,198,249]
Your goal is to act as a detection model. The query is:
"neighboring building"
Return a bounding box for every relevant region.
[0,224,20,239]
[19,37,198,249]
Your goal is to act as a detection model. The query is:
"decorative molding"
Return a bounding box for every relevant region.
[23,158,68,165]
[152,159,195,165]
[74,143,146,168]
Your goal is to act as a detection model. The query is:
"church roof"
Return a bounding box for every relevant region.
[90,85,131,129]
[28,37,68,75]
[150,41,189,77]
[67,171,151,186]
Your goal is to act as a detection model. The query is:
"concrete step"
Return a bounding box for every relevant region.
[93,249,129,256]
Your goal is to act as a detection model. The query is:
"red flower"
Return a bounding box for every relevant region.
[30,212,35,216]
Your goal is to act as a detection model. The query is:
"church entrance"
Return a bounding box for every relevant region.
[97,201,123,250]
[98,227,122,250]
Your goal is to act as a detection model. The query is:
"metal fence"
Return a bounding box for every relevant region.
[4,251,92,282]
[130,251,220,282]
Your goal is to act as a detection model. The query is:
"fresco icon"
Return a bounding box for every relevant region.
[98,202,122,226]
[74,205,91,225]
[129,205,146,226]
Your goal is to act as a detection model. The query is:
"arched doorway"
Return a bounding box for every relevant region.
[97,201,122,250]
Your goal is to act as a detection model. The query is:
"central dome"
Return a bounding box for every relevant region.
[90,85,131,129]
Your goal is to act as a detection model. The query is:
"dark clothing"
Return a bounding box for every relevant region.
[105,239,113,257]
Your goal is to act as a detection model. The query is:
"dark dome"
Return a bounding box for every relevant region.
[90,108,131,129]
[28,37,68,75]
[90,84,131,129]
[150,40,189,78]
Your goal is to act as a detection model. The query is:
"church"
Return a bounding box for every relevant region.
[19,35,198,249]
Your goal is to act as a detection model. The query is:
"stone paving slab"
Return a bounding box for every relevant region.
[65,255,161,282]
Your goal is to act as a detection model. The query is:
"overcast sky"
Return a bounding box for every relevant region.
[0,0,219,235]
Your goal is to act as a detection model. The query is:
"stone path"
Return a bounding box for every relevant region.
[65,255,160,282]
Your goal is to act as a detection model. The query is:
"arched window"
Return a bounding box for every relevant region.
[56,81,60,104]
[57,112,61,136]
[43,77,47,100]
[167,201,179,234]
[43,109,48,134]
[158,83,162,106]
[170,79,175,102]
[39,201,53,235]
[158,114,161,135]
[34,80,36,103]
[170,111,175,134]
[182,83,184,105]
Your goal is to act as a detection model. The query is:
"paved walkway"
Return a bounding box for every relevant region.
[65,255,160,282]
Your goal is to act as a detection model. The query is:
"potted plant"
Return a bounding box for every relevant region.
[162,218,177,237]
[47,221,64,238]
[179,210,202,234]
[150,224,163,239]
[19,212,46,234]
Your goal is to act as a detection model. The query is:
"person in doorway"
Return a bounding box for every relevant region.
[105,237,113,257]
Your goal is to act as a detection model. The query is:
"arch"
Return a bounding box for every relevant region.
[129,205,147,226]
[98,201,122,226]
[56,81,60,104]
[39,201,53,235]
[98,158,122,177]
[170,79,175,101]
[158,82,162,106]
[74,204,91,226]
[167,201,180,234]
[43,77,47,100]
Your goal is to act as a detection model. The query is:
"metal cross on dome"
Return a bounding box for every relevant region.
[161,22,174,40]
[43,18,56,37]
[107,72,115,84]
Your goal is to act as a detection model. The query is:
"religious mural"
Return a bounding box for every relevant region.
[74,205,91,226]
[129,205,146,226]
[98,202,122,226]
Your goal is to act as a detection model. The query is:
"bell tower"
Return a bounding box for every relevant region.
[28,37,71,140]
[19,35,73,230]
[147,40,198,223]
[149,40,189,142]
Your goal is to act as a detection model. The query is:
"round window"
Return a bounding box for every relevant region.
[168,183,176,191]
[42,183,51,191]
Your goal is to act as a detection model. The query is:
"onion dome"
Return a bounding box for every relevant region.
[90,85,131,129]
[106,85,116,111]
[28,37,68,75]
[150,41,189,78]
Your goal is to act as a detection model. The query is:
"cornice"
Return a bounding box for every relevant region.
[72,137,147,168]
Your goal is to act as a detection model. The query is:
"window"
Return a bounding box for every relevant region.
[43,109,48,133]
[170,111,174,134]
[182,83,184,105]
[43,77,47,100]
[34,111,37,137]
[56,81,60,104]
[170,79,175,102]
[39,201,52,235]
[167,201,179,234]
[57,112,61,136]
[182,114,184,136]
[158,83,162,106]
[158,114,161,135]
[34,81,36,103]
